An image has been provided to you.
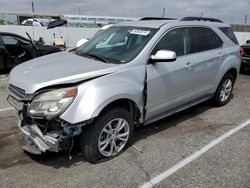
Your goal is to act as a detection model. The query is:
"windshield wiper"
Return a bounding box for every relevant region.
[81,53,109,63]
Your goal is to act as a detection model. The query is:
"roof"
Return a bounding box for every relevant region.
[117,19,229,29]
[117,20,174,28]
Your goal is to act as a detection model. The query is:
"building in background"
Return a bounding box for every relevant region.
[0,12,136,28]
[1,12,250,32]
[64,14,136,28]
[231,24,250,32]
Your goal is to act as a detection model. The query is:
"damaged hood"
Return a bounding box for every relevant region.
[8,52,119,93]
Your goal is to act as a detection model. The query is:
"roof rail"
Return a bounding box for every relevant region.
[181,16,223,23]
[140,17,177,21]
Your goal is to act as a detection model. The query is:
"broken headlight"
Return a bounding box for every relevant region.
[28,87,77,119]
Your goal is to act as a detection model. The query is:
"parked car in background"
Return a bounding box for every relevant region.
[0,32,62,72]
[240,40,250,73]
[76,24,113,48]
[7,17,240,163]
[21,18,42,27]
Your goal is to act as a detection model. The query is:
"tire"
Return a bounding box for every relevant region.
[212,73,235,107]
[81,108,134,163]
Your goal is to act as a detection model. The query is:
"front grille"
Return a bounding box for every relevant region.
[8,84,26,99]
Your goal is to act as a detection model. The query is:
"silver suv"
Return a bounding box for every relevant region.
[7,17,240,163]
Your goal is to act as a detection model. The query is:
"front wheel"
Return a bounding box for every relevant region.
[212,73,235,106]
[81,108,134,163]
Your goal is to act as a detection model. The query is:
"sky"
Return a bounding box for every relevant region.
[0,0,249,24]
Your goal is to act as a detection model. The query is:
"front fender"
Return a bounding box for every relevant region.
[60,66,145,124]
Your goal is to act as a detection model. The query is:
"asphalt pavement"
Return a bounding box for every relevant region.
[0,73,249,188]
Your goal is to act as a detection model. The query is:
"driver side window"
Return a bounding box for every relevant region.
[152,28,191,57]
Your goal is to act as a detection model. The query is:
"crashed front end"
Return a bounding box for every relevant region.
[7,84,83,154]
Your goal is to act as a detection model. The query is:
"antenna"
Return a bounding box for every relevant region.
[162,8,166,18]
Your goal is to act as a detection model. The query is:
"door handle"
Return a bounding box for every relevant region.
[185,62,192,69]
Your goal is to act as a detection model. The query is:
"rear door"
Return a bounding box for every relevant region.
[189,27,224,99]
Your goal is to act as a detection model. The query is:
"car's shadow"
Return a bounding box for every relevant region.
[28,100,214,168]
[133,100,213,144]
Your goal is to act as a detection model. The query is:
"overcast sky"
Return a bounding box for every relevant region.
[0,0,249,24]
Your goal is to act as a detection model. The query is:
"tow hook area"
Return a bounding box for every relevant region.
[22,137,42,155]
[19,122,73,154]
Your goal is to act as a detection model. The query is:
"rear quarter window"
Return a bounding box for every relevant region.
[219,27,239,45]
[191,27,223,53]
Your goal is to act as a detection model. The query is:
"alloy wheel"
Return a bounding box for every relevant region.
[219,78,232,102]
[98,118,130,157]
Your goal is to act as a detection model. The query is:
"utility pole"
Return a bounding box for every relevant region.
[244,15,247,24]
[162,8,166,18]
[31,1,35,39]
[200,12,204,17]
[31,1,35,13]
[79,8,81,15]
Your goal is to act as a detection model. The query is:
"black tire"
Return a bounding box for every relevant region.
[81,108,134,164]
[212,73,235,107]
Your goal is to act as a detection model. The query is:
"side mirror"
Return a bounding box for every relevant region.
[246,40,250,44]
[149,50,177,63]
[76,38,89,48]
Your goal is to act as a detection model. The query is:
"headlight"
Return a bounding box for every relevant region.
[28,87,77,119]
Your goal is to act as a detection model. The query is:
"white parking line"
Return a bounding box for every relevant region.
[0,107,14,112]
[140,119,250,188]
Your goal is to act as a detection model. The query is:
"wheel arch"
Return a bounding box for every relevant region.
[225,67,237,81]
[96,98,142,124]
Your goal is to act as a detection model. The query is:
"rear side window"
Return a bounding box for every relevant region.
[219,27,239,45]
[191,27,223,53]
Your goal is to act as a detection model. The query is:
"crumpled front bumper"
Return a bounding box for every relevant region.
[19,121,71,154]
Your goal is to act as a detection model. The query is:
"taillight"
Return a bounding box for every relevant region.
[240,47,244,58]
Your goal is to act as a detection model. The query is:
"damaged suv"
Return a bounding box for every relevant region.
[7,17,240,163]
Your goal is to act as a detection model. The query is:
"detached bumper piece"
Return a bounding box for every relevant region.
[19,122,71,154]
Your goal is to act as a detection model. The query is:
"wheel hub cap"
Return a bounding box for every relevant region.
[98,118,130,157]
[220,78,232,102]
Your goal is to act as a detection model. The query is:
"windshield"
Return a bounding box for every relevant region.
[76,26,158,64]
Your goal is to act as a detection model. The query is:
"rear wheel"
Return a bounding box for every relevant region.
[81,108,134,163]
[212,73,235,106]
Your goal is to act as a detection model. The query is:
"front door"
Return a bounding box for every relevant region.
[145,27,196,122]
[1,35,34,69]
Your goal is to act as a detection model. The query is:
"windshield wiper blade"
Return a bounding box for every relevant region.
[82,53,108,63]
